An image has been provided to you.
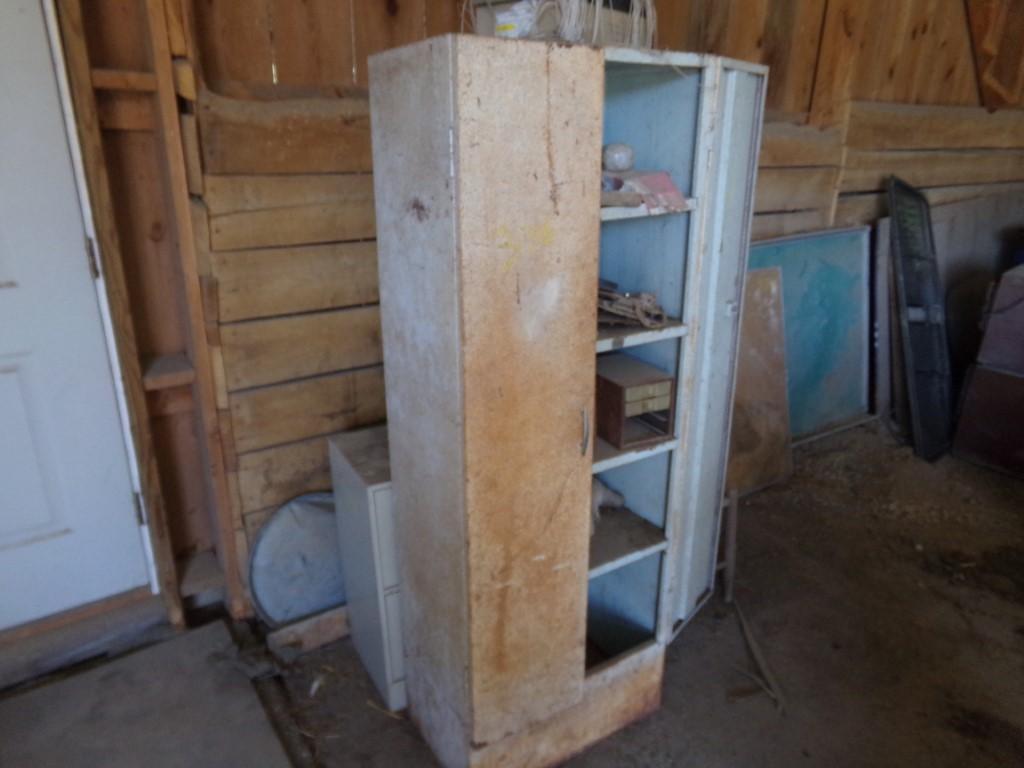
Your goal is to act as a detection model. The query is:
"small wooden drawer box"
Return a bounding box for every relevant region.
[596,353,676,449]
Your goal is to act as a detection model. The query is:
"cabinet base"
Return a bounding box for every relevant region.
[466,642,664,768]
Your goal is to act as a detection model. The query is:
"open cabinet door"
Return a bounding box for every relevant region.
[674,61,766,625]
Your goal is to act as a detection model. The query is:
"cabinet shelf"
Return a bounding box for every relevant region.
[592,434,675,474]
[589,507,667,580]
[600,199,695,222]
[596,319,688,353]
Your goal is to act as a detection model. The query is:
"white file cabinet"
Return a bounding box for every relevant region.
[328,426,406,711]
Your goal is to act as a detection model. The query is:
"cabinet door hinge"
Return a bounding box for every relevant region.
[133,492,147,527]
[85,236,100,280]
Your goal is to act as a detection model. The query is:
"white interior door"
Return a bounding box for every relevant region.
[0,0,151,631]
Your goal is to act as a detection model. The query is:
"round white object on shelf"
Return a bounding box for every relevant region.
[602,143,635,172]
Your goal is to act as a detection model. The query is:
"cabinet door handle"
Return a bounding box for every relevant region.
[580,408,590,456]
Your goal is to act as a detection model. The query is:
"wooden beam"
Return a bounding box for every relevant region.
[172,58,197,100]
[143,353,195,391]
[197,90,372,174]
[142,0,248,618]
[163,0,188,57]
[56,0,184,627]
[91,68,157,92]
[179,113,203,195]
[95,91,156,132]
[266,607,350,662]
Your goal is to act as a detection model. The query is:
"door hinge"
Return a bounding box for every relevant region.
[133,492,147,527]
[85,236,100,280]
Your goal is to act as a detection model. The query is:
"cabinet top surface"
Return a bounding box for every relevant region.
[328,425,390,487]
[367,34,767,78]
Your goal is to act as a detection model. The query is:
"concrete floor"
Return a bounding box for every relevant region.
[270,423,1024,767]
[0,621,290,768]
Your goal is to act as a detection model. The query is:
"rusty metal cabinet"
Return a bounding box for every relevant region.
[369,35,764,768]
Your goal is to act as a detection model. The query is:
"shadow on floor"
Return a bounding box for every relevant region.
[270,424,1024,767]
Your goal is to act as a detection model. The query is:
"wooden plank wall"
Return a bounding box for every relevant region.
[62,0,252,621]
[188,75,390,581]
[80,0,1023,598]
[654,0,1024,238]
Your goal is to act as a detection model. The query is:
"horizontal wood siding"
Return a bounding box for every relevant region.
[230,367,386,453]
[847,102,1024,150]
[210,241,378,322]
[198,91,373,174]
[236,437,331,515]
[177,0,1024,581]
[220,306,382,391]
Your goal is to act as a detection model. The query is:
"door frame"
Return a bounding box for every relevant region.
[40,0,160,596]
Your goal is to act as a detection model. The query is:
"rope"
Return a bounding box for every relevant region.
[464,0,658,48]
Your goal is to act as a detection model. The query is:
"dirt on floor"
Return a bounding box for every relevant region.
[266,423,1024,767]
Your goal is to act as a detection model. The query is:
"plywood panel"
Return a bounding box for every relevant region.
[230,366,386,453]
[236,437,330,515]
[211,241,378,322]
[727,268,792,494]
[220,306,382,391]
[197,91,372,174]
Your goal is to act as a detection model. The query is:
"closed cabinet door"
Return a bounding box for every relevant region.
[0,0,150,630]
